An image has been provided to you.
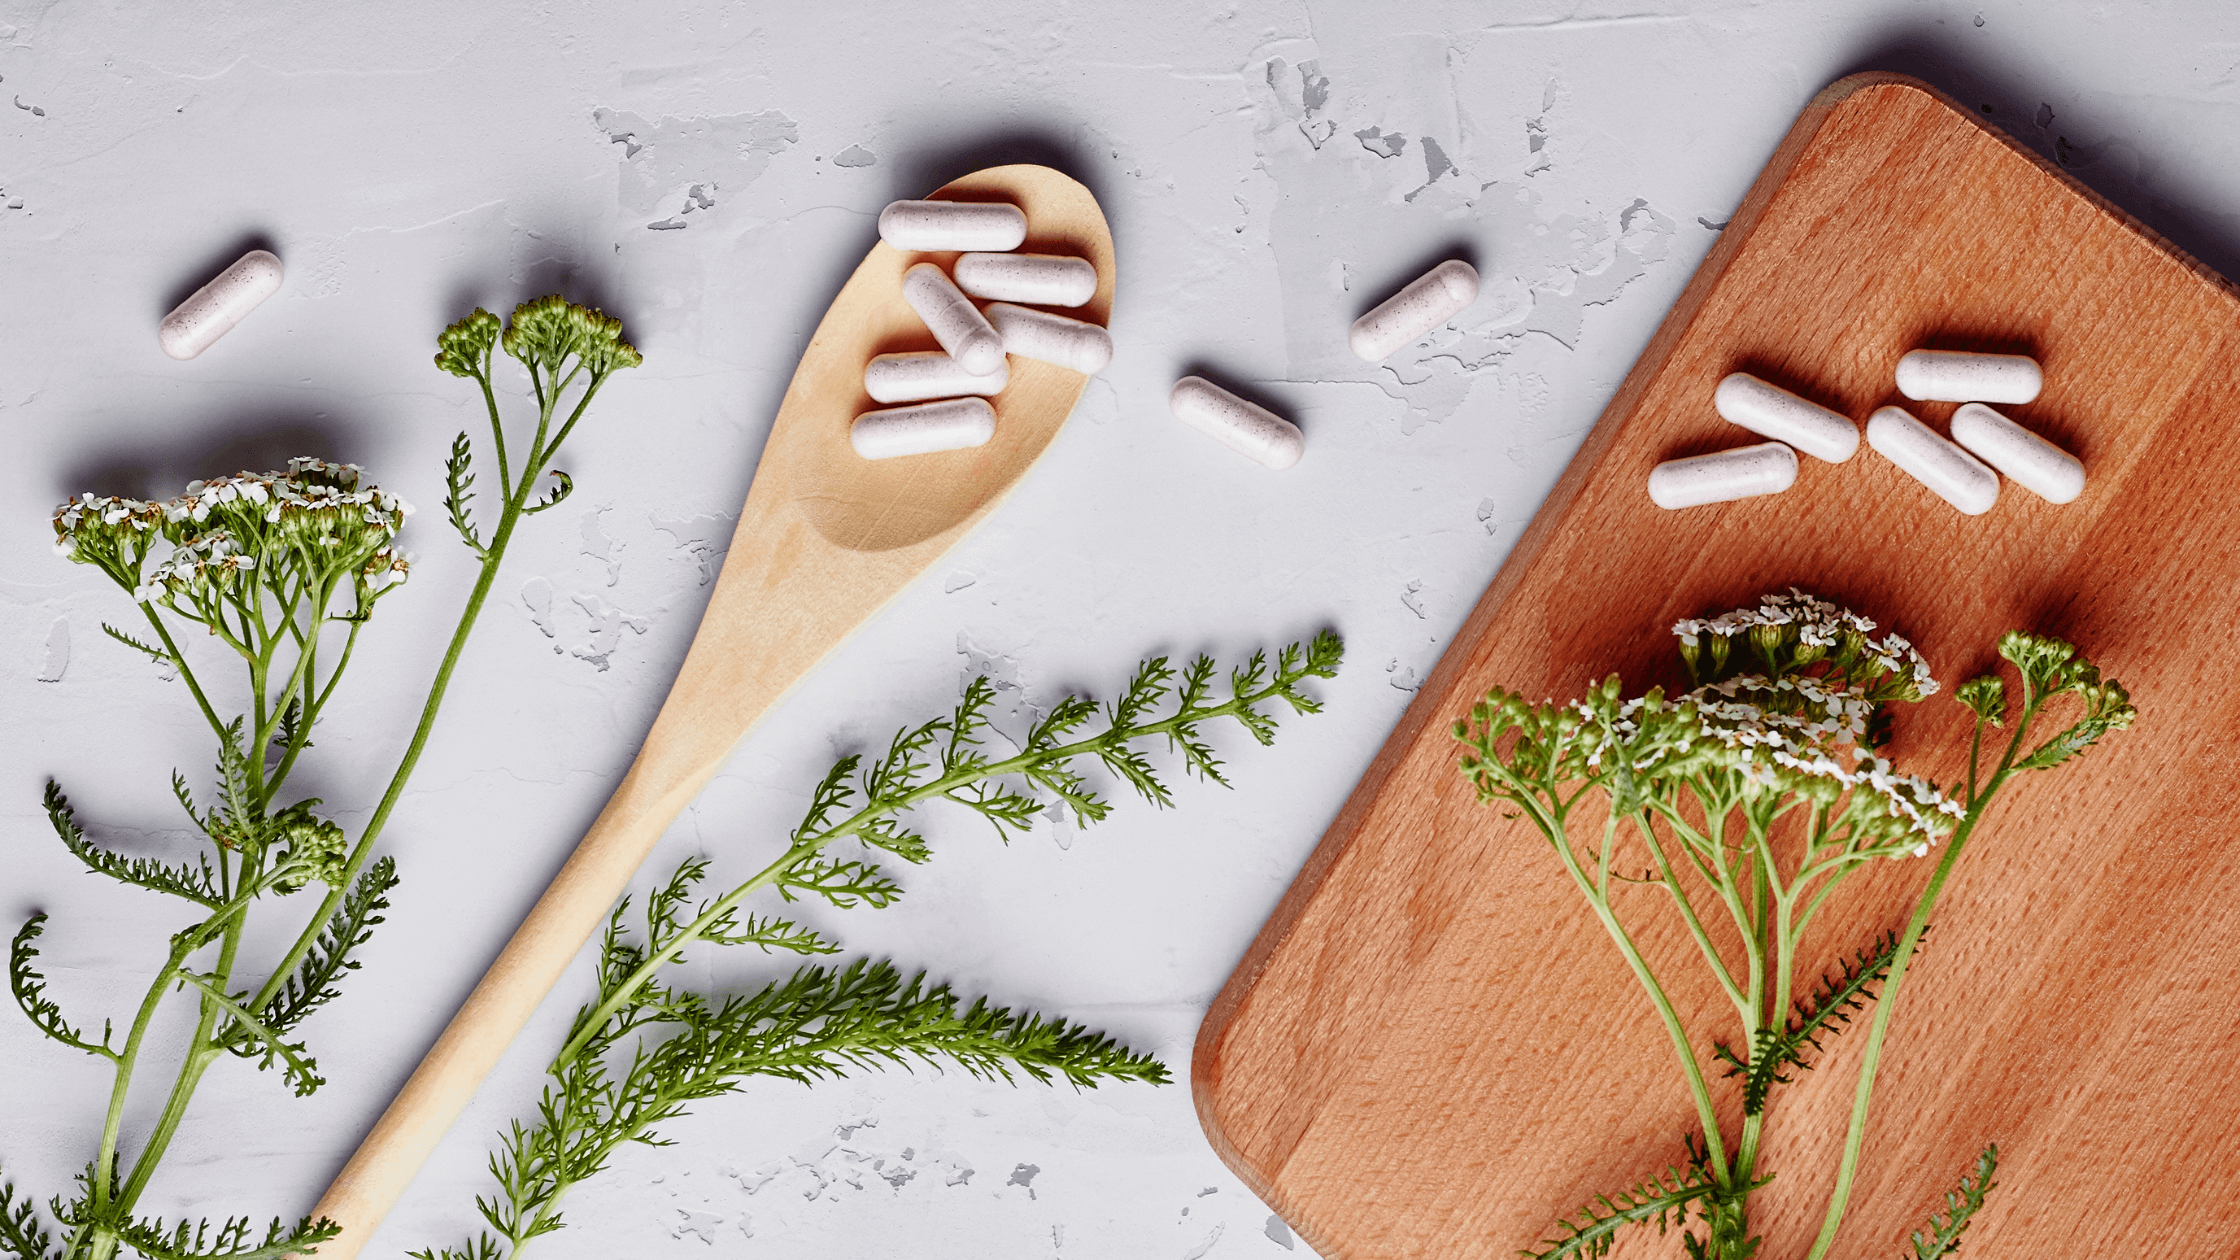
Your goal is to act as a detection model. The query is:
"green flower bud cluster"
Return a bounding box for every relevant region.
[268,800,349,893]
[501,295,642,377]
[437,296,643,384]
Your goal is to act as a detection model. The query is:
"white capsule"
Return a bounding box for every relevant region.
[983,302,1113,375]
[878,200,1027,252]
[850,397,997,460]
[1646,442,1797,510]
[1866,406,2000,515]
[901,263,1006,376]
[1712,373,1859,464]
[1950,402,2084,504]
[1169,376,1303,470]
[1894,350,2042,404]
[953,252,1097,307]
[1348,260,1479,363]
[864,351,1008,405]
[158,249,284,360]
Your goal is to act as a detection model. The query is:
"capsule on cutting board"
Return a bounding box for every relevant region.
[1348,260,1479,363]
[1950,402,2085,504]
[1169,376,1303,470]
[878,200,1027,252]
[1646,441,1797,510]
[864,352,1008,405]
[850,397,997,460]
[158,249,284,360]
[1866,405,2000,515]
[901,263,1006,376]
[984,302,1112,375]
[1894,349,2042,404]
[1712,373,1859,463]
[953,252,1097,307]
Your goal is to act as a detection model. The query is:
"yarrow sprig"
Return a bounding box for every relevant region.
[1452,591,2132,1260]
[5,297,638,1260]
[413,633,1344,1260]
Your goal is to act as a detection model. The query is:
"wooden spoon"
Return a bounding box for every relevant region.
[305,164,1114,1259]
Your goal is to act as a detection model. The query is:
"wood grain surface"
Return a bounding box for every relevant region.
[305,165,1112,1260]
[1193,73,2240,1259]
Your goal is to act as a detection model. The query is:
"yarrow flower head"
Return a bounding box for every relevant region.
[54,460,414,611]
[1671,591,1959,847]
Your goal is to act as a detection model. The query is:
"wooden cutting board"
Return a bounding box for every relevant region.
[1194,73,2240,1259]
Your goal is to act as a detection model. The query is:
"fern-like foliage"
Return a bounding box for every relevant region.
[173,973,322,1097]
[424,634,1343,1260]
[10,914,116,1063]
[46,782,222,909]
[1526,1147,1723,1260]
[522,470,573,515]
[100,622,172,669]
[230,857,398,1049]
[1904,1144,1997,1260]
[105,1210,338,1260]
[0,1167,62,1260]
[434,953,1168,1260]
[443,431,485,558]
[1713,929,1912,1116]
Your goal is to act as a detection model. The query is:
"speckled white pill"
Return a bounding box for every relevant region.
[158,249,283,360]
[983,302,1112,375]
[1894,350,2042,404]
[1646,441,1797,509]
[953,252,1097,307]
[850,397,997,460]
[1712,373,1859,463]
[1349,260,1479,362]
[1866,406,2000,515]
[1950,402,2085,504]
[1169,376,1303,470]
[878,200,1027,252]
[901,263,1006,376]
[863,351,1008,404]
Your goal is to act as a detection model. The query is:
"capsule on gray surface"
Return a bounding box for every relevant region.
[1646,441,1797,510]
[1894,350,2042,404]
[1348,260,1479,362]
[158,249,284,360]
[1168,376,1303,470]
[878,200,1027,252]
[850,397,997,460]
[953,252,1097,307]
[984,302,1112,375]
[1712,373,1859,463]
[1950,402,2085,504]
[901,263,1006,376]
[1866,405,1999,515]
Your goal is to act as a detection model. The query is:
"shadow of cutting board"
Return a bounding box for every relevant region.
[1194,73,2240,1259]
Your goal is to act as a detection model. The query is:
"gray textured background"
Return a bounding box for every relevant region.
[4,3,2237,1257]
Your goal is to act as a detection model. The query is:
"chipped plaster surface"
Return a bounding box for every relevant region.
[5,2,2240,1257]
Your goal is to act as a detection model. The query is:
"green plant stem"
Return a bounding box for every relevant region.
[1538,803,1731,1189]
[243,381,581,1021]
[1803,697,2041,1260]
[139,606,224,742]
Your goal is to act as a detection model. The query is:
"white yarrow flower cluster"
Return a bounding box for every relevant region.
[56,459,415,606]
[1671,590,1962,848]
